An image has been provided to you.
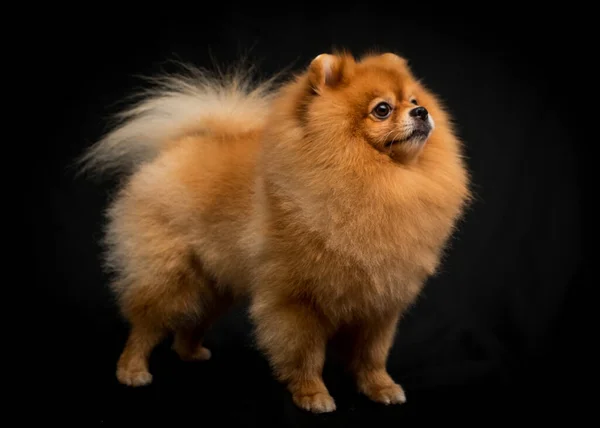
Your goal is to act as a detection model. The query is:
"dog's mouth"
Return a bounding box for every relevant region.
[384,129,430,147]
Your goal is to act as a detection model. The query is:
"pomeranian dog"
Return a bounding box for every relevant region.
[79,51,470,413]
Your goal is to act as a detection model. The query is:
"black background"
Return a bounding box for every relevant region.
[33,5,588,425]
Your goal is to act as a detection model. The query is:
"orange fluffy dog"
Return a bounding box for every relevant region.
[79,51,471,413]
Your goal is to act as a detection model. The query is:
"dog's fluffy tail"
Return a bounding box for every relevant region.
[77,64,278,178]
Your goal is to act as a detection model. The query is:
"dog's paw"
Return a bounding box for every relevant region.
[116,367,153,387]
[293,391,337,413]
[188,346,212,361]
[173,343,212,362]
[363,382,406,405]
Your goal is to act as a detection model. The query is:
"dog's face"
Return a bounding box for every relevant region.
[303,52,437,164]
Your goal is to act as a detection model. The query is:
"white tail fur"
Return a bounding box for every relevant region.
[77,64,278,178]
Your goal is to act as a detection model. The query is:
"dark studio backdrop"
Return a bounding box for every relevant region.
[33,5,587,425]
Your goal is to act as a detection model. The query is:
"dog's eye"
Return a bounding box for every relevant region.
[410,98,418,105]
[372,102,393,119]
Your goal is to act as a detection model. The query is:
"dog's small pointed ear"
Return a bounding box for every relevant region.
[381,53,409,67]
[308,53,354,92]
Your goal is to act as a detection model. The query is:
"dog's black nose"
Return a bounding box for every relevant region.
[410,106,428,120]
